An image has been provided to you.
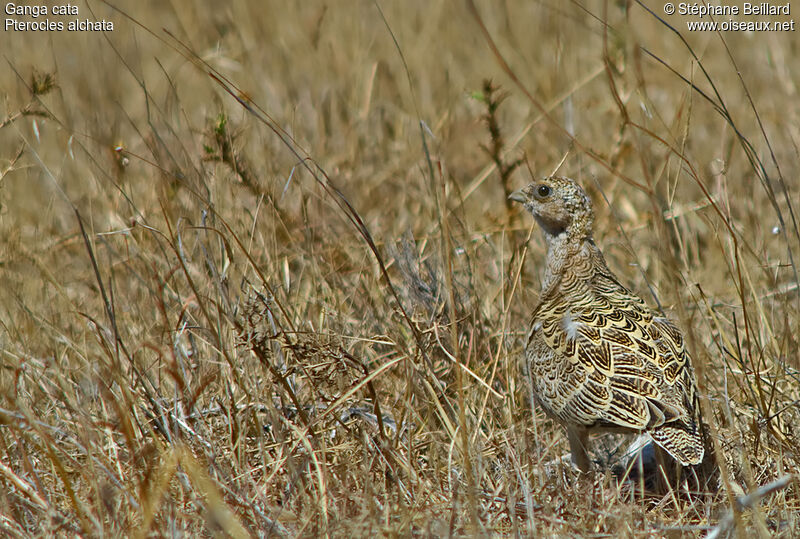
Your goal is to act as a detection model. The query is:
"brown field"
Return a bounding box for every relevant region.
[1,1,798,536]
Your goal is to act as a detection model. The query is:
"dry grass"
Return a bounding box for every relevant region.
[1,1,798,536]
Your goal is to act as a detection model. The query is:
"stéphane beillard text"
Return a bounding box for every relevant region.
[678,2,791,16]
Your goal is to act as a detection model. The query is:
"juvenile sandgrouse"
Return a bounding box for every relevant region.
[510,176,704,472]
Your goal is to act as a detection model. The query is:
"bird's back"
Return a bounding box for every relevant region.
[526,242,705,465]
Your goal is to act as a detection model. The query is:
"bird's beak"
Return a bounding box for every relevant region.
[508,189,527,203]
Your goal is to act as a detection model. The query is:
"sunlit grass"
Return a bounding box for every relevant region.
[0,1,797,536]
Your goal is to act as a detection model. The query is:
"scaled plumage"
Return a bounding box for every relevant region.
[510,177,704,472]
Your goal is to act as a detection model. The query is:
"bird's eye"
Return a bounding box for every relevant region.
[537,184,551,198]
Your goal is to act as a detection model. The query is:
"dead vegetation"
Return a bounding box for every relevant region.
[0,1,798,536]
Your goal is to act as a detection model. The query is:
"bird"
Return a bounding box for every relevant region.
[509,176,704,473]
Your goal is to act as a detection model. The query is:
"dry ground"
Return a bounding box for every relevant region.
[0,1,798,536]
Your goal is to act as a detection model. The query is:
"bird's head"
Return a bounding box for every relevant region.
[509,176,595,239]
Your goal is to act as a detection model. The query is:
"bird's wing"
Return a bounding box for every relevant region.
[530,271,699,435]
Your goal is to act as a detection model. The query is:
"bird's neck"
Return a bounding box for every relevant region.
[541,230,598,291]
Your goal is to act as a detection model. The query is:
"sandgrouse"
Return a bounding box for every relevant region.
[510,176,704,472]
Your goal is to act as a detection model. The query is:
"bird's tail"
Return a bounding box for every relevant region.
[650,421,704,466]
